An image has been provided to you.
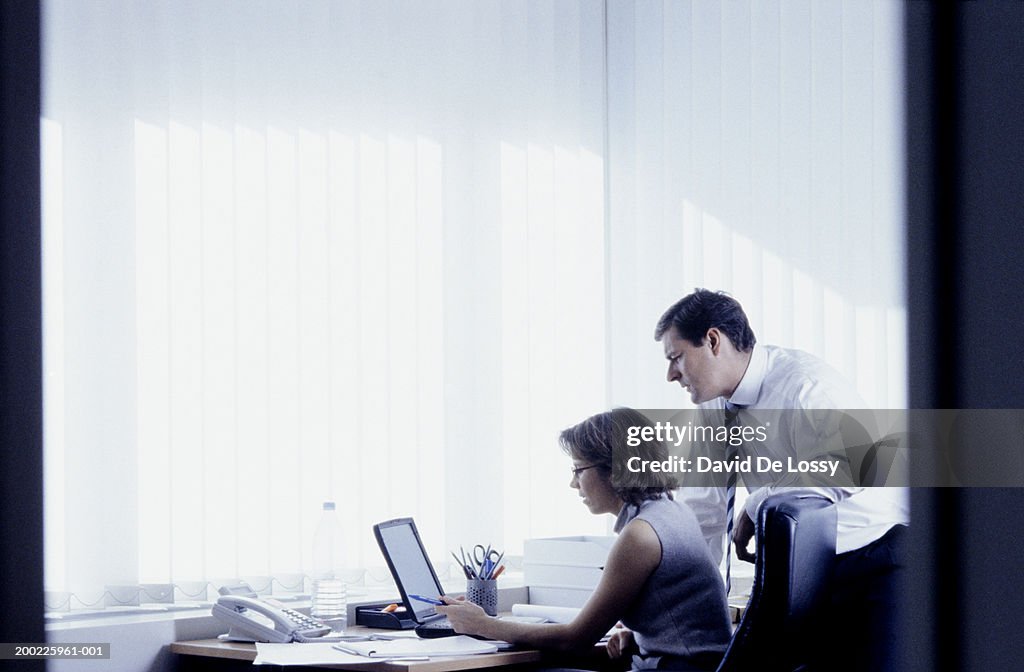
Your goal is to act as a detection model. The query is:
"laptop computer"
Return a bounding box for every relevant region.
[373,517,457,638]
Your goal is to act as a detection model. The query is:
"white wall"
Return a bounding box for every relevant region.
[48,613,224,672]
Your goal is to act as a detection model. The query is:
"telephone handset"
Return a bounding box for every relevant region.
[212,595,337,643]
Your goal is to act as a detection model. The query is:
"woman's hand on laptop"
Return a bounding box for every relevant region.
[435,595,490,636]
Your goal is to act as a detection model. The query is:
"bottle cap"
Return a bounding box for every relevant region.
[323,501,336,511]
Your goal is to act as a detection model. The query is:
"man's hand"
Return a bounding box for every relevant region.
[733,511,757,563]
[605,627,634,659]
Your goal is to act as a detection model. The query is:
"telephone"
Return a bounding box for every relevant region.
[212,595,337,643]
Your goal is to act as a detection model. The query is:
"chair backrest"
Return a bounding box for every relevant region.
[716,494,837,672]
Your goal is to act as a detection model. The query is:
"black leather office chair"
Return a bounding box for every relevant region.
[716,494,837,672]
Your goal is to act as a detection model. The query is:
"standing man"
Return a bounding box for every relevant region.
[655,288,908,672]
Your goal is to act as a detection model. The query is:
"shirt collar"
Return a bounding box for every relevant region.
[726,342,767,408]
[613,502,634,533]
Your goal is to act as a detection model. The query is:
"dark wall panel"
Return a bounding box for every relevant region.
[907,2,1024,670]
[0,0,44,667]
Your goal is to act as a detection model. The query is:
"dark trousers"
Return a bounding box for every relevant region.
[818,523,907,672]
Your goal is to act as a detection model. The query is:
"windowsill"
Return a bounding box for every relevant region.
[45,575,529,631]
[46,603,210,624]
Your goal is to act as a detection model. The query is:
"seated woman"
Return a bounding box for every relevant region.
[437,407,732,672]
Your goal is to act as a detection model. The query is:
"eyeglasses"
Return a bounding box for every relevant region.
[570,464,598,479]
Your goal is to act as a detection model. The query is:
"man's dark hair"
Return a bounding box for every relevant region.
[654,288,756,352]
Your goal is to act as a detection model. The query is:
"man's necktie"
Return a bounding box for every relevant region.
[723,401,744,596]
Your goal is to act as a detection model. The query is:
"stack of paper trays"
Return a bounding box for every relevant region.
[523,536,614,608]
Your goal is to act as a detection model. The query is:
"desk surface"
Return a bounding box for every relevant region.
[170,604,747,672]
[169,637,548,672]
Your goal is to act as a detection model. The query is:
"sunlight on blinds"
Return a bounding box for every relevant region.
[41,0,905,608]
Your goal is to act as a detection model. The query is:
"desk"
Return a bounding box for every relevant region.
[170,638,544,672]
[171,627,625,672]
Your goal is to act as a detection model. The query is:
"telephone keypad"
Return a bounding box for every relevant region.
[283,607,328,630]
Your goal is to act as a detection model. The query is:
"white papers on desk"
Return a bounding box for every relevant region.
[334,635,499,658]
[254,637,498,665]
[254,642,370,666]
[510,603,581,624]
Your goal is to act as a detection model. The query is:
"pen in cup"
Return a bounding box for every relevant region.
[451,552,473,579]
[487,552,505,579]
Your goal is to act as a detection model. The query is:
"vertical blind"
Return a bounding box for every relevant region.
[605,0,906,411]
[41,0,905,607]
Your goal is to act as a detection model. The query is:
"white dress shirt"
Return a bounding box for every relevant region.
[678,343,909,562]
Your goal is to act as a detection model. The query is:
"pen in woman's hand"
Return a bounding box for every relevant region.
[409,594,445,606]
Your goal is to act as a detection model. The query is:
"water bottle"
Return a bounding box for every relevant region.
[311,501,347,630]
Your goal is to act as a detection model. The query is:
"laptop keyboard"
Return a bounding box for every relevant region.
[414,619,455,638]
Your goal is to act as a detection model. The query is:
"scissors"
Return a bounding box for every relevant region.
[472,545,501,578]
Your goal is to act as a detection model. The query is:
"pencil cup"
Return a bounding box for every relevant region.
[467,579,498,616]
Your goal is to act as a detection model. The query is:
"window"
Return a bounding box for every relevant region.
[42,0,904,609]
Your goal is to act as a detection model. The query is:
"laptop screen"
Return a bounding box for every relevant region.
[373,518,446,623]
